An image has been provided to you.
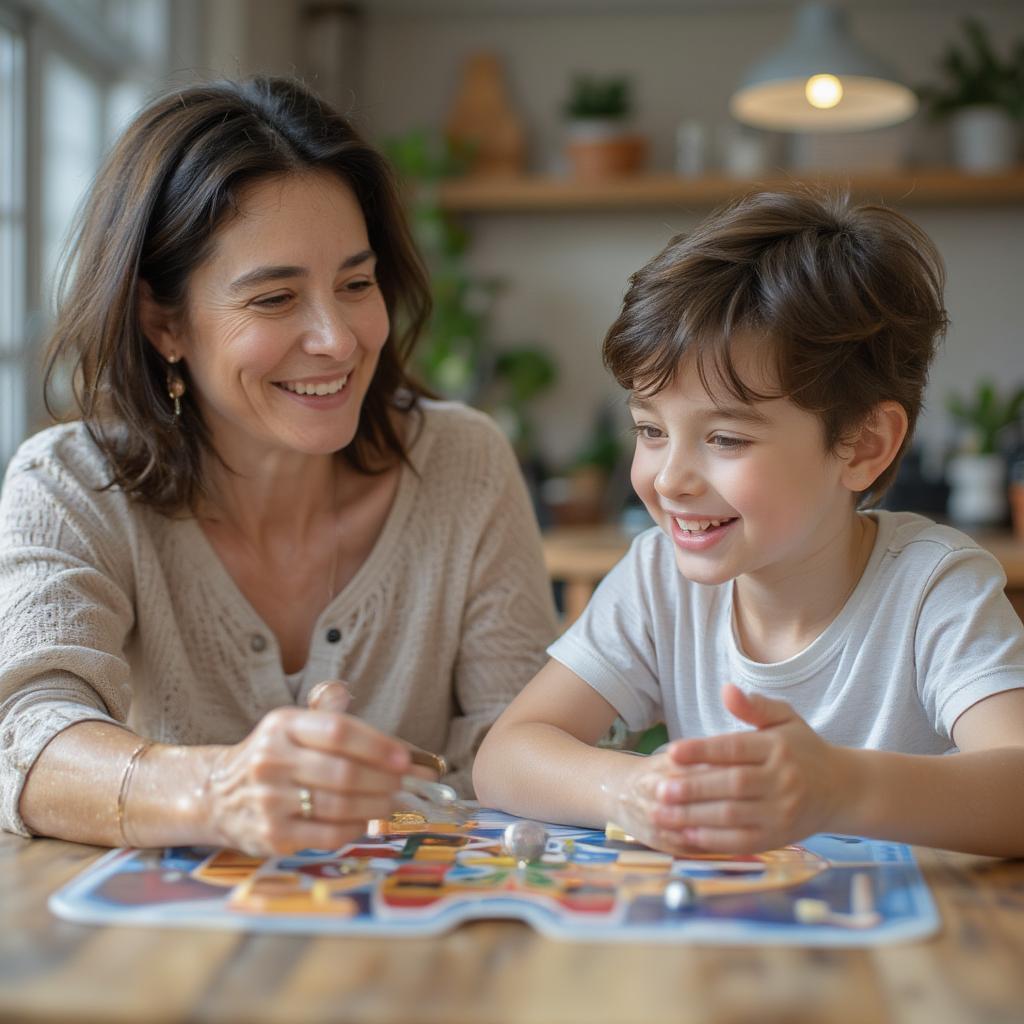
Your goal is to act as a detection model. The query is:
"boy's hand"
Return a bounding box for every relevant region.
[652,683,853,854]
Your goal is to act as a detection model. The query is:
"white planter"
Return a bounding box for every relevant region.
[947,453,1008,525]
[949,106,1019,173]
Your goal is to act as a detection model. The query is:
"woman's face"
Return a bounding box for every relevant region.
[167,171,390,460]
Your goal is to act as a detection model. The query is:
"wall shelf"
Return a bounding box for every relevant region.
[438,168,1024,213]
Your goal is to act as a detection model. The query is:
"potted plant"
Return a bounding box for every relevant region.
[386,128,560,484]
[385,130,498,401]
[946,380,1024,524]
[917,17,1024,173]
[559,407,625,525]
[486,346,557,461]
[563,74,647,179]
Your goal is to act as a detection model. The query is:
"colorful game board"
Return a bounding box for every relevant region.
[50,808,939,945]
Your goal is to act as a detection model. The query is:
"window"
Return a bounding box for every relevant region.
[0,14,26,467]
[0,0,186,470]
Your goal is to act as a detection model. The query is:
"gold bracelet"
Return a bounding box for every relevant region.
[116,740,154,848]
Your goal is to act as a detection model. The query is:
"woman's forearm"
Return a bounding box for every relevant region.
[839,745,1024,857]
[19,720,222,847]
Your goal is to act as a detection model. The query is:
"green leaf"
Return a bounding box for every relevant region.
[918,17,1024,119]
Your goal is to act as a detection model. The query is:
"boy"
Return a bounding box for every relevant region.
[474,188,1024,858]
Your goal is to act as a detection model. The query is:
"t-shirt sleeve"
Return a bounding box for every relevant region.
[0,451,136,836]
[547,532,664,732]
[915,546,1024,742]
[444,427,559,797]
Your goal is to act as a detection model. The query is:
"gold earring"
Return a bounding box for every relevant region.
[166,355,186,420]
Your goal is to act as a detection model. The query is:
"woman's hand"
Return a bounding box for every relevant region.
[606,684,853,856]
[201,680,411,856]
[308,680,440,782]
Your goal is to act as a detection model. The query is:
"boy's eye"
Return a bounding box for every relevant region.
[708,434,749,450]
[631,423,665,441]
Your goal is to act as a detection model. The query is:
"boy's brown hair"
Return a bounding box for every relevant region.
[603,187,949,504]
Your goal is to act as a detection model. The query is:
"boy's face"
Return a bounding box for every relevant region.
[628,339,859,588]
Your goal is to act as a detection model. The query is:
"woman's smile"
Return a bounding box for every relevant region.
[276,372,350,397]
[273,369,355,409]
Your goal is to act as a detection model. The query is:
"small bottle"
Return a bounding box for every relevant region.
[674,119,706,177]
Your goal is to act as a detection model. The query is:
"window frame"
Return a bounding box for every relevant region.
[0,6,29,467]
[0,0,189,468]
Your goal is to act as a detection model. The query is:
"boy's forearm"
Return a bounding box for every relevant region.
[836,745,1024,857]
[474,721,637,829]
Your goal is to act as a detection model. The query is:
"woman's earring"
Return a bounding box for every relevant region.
[166,355,186,421]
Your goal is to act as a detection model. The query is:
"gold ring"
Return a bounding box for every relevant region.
[298,786,314,820]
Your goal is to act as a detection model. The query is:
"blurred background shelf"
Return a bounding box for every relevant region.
[439,168,1024,212]
[543,524,1024,627]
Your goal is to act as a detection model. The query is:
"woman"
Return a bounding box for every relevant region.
[0,77,557,855]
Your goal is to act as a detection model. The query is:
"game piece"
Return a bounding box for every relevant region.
[663,877,697,911]
[396,776,474,824]
[617,851,674,871]
[390,812,428,827]
[604,822,639,843]
[794,897,831,924]
[503,820,549,865]
[794,873,882,930]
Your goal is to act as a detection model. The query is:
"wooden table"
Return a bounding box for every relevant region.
[544,525,1024,627]
[3,833,1024,1023]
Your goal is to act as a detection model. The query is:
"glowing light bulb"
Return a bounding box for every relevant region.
[805,74,843,109]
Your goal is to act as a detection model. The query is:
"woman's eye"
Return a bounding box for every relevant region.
[341,277,377,294]
[251,293,291,309]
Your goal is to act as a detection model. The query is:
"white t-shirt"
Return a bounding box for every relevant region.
[549,511,1024,752]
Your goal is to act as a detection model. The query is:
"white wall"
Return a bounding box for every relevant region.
[355,2,1024,468]
[210,1,1024,468]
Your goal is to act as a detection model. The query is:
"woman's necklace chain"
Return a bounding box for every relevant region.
[326,466,340,605]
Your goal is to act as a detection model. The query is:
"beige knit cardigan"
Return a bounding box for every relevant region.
[0,400,558,836]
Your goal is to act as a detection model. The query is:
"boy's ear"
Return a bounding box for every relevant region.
[840,401,908,493]
[137,280,184,362]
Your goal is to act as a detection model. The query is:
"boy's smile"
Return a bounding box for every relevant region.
[669,514,740,551]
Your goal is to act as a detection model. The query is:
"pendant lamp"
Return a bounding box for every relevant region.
[730,4,918,132]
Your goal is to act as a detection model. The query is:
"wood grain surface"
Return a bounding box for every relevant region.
[2,833,1023,1024]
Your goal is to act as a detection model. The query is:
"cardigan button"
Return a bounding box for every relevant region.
[249,634,267,653]
[326,627,342,644]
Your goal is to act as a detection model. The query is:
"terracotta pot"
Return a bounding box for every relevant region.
[1010,483,1024,540]
[565,124,647,180]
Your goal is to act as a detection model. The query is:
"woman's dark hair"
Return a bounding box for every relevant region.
[43,76,431,513]
[603,187,949,504]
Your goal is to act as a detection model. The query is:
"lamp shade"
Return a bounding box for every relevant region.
[730,4,918,132]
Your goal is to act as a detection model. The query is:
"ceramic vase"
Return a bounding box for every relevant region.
[949,106,1019,173]
[947,453,1008,525]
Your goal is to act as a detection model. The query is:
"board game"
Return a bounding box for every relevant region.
[50,808,939,945]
